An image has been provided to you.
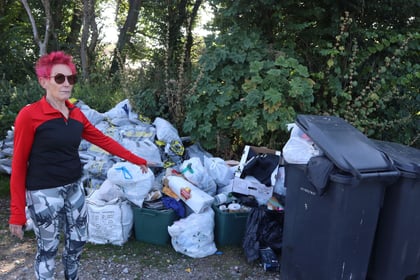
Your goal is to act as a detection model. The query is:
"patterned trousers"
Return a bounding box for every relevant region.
[26,181,87,280]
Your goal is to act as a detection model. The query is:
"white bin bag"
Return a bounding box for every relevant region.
[107,162,155,207]
[168,208,217,258]
[86,194,133,246]
[282,123,322,164]
[180,157,217,196]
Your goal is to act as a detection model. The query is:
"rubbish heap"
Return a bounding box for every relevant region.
[5,102,416,278]
[0,98,286,267]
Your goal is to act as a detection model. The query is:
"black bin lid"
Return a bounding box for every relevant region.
[372,140,420,174]
[296,115,395,175]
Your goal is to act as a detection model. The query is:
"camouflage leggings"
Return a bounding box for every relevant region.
[26,181,87,280]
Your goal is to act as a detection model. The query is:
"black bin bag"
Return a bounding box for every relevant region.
[280,115,399,280]
[243,193,285,263]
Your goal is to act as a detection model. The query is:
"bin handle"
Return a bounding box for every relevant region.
[343,157,400,186]
[357,170,400,180]
[342,158,362,183]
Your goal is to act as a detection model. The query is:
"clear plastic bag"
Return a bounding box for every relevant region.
[282,123,322,164]
[168,208,217,258]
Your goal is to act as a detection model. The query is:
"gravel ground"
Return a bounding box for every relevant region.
[0,198,281,280]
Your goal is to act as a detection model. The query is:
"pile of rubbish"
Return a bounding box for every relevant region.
[0,99,289,265]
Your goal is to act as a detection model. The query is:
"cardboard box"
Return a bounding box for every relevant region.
[232,146,281,202]
[132,207,179,245]
[232,177,274,203]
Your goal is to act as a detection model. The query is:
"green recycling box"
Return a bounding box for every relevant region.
[212,204,250,246]
[132,207,179,245]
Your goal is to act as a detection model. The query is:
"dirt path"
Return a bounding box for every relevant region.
[0,198,281,280]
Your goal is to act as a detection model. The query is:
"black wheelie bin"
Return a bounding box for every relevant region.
[280,115,400,280]
[367,140,420,280]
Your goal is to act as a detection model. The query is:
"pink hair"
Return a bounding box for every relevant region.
[35,51,77,78]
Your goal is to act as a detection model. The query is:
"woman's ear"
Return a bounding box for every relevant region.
[38,77,48,89]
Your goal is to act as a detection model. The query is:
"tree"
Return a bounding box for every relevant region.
[182,0,419,154]
[164,0,202,128]
[0,1,37,82]
[20,0,52,56]
[1,0,418,150]
[109,0,143,75]
[81,0,99,80]
[18,0,103,80]
[183,0,315,154]
[123,0,203,128]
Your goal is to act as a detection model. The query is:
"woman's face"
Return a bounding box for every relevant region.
[40,64,74,101]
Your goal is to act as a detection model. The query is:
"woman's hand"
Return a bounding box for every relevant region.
[9,224,24,240]
[139,164,148,173]
[139,162,161,173]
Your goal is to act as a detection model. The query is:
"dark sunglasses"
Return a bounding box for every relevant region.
[50,73,77,85]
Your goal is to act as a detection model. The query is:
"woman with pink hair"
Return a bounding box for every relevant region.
[9,51,151,280]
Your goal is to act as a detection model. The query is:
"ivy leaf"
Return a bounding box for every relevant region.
[249,61,264,73]
[245,89,263,106]
[263,87,282,105]
[267,69,282,77]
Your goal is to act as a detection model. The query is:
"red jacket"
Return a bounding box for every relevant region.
[9,96,147,225]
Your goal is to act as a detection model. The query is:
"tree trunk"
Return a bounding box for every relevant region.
[166,0,202,128]
[66,3,83,49]
[109,0,142,75]
[81,0,98,80]
[184,0,202,72]
[20,0,52,56]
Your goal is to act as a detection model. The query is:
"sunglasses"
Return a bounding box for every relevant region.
[50,73,77,85]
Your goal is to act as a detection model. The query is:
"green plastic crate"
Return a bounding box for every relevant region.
[132,207,178,245]
[212,204,250,246]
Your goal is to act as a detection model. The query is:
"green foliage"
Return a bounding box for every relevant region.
[182,0,419,154]
[310,12,420,147]
[182,0,319,154]
[72,71,128,114]
[183,29,314,154]
[0,0,418,154]
[127,66,170,121]
[0,2,37,82]
[239,55,314,141]
[0,78,44,138]
[129,87,163,121]
[0,174,10,198]
[122,1,206,129]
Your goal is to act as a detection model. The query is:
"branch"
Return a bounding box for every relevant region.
[20,0,51,56]
[20,0,41,54]
[40,0,52,55]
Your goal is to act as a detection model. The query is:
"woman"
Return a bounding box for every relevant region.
[9,51,151,280]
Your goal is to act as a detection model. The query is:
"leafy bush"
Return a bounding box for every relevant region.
[125,63,171,122]
[0,78,43,137]
[72,72,128,114]
[310,13,420,147]
[183,29,314,156]
[0,174,10,198]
